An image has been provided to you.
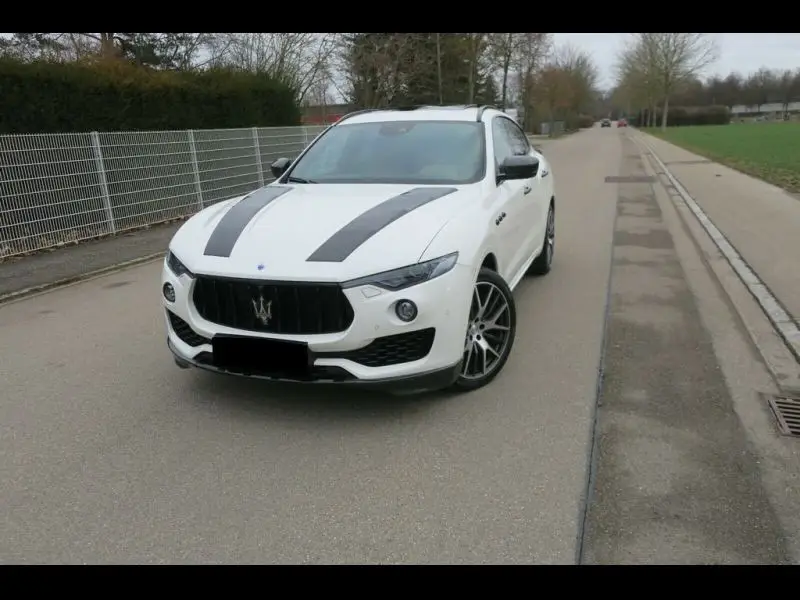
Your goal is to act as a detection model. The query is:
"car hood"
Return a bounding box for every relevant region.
[170,183,472,282]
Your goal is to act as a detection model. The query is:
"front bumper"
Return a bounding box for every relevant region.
[168,337,461,393]
[161,258,474,389]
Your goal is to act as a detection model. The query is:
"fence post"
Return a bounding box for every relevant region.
[302,126,310,147]
[90,131,116,235]
[187,130,204,209]
[252,127,265,187]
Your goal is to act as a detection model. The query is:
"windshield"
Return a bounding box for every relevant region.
[286,120,486,185]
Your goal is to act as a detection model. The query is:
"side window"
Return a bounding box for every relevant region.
[502,118,531,156]
[491,117,514,166]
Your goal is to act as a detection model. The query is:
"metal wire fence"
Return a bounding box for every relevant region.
[0,125,327,258]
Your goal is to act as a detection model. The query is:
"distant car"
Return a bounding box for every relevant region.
[162,105,557,393]
[617,118,628,128]
[601,119,611,127]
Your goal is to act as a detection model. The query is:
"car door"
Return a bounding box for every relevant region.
[502,117,547,259]
[490,116,528,282]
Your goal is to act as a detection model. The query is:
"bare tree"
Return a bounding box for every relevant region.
[75,33,119,59]
[1,33,222,70]
[435,33,443,105]
[554,43,599,114]
[776,69,800,115]
[614,34,662,126]
[336,33,426,108]
[0,33,76,61]
[530,43,598,135]
[462,33,489,103]
[644,33,718,129]
[488,33,522,109]
[513,33,553,129]
[742,67,777,112]
[152,34,219,70]
[211,33,336,104]
[610,64,800,119]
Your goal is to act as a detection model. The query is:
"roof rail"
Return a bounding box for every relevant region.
[475,105,498,122]
[337,104,490,125]
[334,105,427,123]
[335,108,385,125]
[417,104,478,110]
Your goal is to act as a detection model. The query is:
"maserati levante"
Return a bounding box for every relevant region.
[162,105,556,393]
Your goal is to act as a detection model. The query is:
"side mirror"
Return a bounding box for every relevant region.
[499,155,539,182]
[270,157,292,178]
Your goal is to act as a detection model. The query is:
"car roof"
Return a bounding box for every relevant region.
[338,105,505,125]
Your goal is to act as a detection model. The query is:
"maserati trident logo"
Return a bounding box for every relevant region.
[252,295,272,326]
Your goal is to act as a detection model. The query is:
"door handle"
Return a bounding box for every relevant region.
[523,185,532,195]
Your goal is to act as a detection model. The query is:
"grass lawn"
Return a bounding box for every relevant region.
[644,122,800,194]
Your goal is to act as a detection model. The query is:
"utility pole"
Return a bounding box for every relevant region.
[436,32,443,105]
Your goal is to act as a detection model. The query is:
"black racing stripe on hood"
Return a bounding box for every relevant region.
[204,186,292,257]
[306,187,458,263]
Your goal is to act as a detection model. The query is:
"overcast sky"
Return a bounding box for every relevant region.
[555,33,800,91]
[3,32,798,94]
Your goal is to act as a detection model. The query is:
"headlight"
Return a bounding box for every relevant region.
[166,251,194,278]
[341,252,458,291]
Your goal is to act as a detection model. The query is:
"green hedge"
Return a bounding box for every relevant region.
[631,105,731,128]
[0,58,301,134]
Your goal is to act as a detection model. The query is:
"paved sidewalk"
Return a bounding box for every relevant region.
[638,131,800,325]
[0,222,179,298]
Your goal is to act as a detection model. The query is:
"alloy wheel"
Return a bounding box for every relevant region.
[545,208,555,265]
[461,281,513,380]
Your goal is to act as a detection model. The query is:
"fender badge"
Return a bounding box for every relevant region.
[257,263,265,271]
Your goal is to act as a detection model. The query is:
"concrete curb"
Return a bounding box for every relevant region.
[0,252,164,306]
[635,132,800,368]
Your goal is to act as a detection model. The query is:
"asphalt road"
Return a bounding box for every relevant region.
[5,127,797,565]
[0,129,620,564]
[580,135,796,564]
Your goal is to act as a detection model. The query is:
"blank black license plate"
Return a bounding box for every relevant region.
[212,335,311,378]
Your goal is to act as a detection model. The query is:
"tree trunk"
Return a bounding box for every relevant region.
[500,57,510,110]
[467,60,475,103]
[660,95,669,130]
[435,33,443,105]
[99,33,116,59]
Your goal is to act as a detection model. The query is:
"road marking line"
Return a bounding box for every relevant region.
[635,133,800,366]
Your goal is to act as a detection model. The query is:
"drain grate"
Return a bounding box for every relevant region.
[765,394,800,437]
[605,175,655,183]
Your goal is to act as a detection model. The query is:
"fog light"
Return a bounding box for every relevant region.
[163,283,176,303]
[395,299,418,322]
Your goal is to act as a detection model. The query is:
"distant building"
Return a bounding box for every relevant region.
[301,103,352,125]
[730,101,800,116]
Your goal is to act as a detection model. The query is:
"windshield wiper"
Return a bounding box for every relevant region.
[286,176,317,184]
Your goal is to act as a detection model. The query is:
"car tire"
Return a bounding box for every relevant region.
[451,267,517,392]
[527,202,554,276]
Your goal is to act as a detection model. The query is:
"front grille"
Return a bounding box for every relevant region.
[192,276,355,335]
[167,311,210,347]
[327,328,436,367]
